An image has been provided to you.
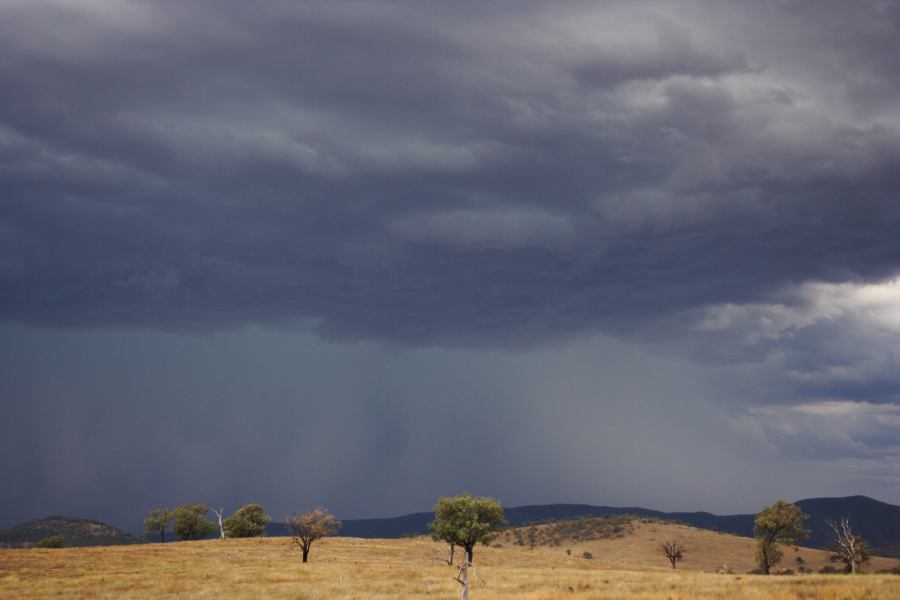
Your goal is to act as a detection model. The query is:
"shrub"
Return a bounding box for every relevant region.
[36,535,64,548]
[582,551,593,559]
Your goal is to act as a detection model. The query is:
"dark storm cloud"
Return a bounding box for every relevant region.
[2,0,900,525]
[2,0,899,347]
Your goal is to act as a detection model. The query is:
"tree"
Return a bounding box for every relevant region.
[36,535,65,548]
[429,492,506,564]
[660,539,685,569]
[527,525,538,549]
[826,516,870,574]
[143,508,172,543]
[173,503,217,541]
[224,504,271,538]
[212,507,226,540]
[285,508,341,563]
[753,499,809,574]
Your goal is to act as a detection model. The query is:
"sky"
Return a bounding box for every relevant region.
[1,0,900,532]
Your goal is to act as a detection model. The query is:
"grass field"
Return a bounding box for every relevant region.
[2,520,899,599]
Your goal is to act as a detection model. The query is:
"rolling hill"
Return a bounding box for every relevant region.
[491,515,900,574]
[0,516,141,548]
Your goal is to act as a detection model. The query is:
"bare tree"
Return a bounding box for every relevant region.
[285,508,342,563]
[826,516,870,574]
[660,539,685,569]
[212,507,226,540]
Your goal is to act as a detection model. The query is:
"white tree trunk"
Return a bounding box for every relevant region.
[213,508,225,540]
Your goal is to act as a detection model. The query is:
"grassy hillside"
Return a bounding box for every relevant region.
[1,519,898,599]
[494,516,900,574]
[0,516,141,549]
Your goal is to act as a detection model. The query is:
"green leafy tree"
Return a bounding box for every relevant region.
[36,535,65,548]
[173,503,217,541]
[223,504,271,538]
[143,508,172,542]
[285,508,342,563]
[429,492,506,564]
[753,499,809,574]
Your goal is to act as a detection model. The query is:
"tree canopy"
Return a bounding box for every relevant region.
[753,499,809,574]
[429,492,506,564]
[223,504,271,538]
[173,504,217,541]
[143,508,172,543]
[285,508,342,563]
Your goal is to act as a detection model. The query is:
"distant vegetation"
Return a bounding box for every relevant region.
[493,514,662,547]
[36,535,65,549]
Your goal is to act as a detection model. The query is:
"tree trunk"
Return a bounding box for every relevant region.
[215,509,225,540]
[302,546,310,563]
[460,558,468,600]
[670,557,676,569]
[465,545,473,564]
[448,543,455,565]
[160,528,165,543]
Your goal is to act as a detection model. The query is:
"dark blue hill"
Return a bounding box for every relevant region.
[266,495,900,557]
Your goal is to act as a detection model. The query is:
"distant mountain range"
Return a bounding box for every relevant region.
[270,495,899,557]
[5,496,898,557]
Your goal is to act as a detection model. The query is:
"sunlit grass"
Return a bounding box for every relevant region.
[1,527,898,599]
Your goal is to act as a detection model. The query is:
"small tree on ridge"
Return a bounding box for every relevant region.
[143,508,172,543]
[660,539,685,569]
[429,492,506,564]
[285,508,341,563]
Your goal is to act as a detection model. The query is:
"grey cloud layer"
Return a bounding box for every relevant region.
[2,0,899,345]
[2,4,900,386]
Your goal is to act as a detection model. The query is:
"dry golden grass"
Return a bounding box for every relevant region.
[495,518,900,574]
[1,523,898,599]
